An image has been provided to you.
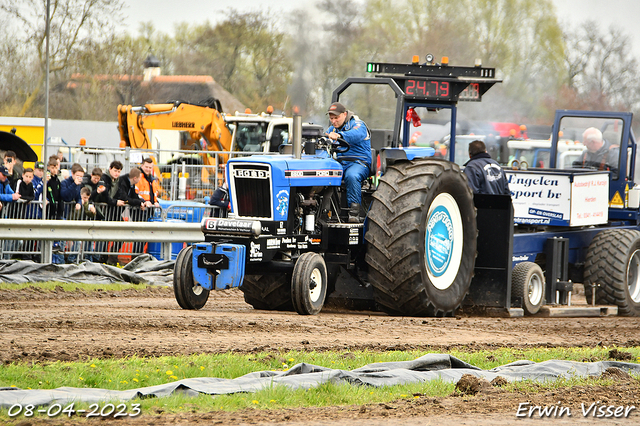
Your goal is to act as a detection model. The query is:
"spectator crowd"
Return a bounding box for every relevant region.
[0,152,163,264]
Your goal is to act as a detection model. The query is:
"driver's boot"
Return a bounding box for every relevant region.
[348,203,361,223]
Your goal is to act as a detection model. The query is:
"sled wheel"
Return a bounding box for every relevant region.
[241,273,293,311]
[173,246,209,310]
[365,159,477,317]
[291,252,327,315]
[511,262,545,315]
[584,229,640,316]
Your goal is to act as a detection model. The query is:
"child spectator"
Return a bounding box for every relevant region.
[57,149,69,169]
[73,186,101,217]
[11,168,36,258]
[32,161,45,213]
[60,163,85,217]
[15,168,35,204]
[69,186,102,262]
[25,161,46,259]
[20,167,39,259]
[14,167,35,218]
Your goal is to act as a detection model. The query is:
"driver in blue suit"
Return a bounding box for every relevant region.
[326,102,371,222]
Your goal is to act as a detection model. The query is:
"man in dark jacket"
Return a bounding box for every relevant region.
[115,168,145,212]
[44,157,65,263]
[208,181,229,217]
[93,161,125,220]
[82,167,102,198]
[115,168,147,258]
[463,140,510,196]
[44,157,64,220]
[93,161,126,263]
[60,163,85,217]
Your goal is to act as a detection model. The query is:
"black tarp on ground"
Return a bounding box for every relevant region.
[0,255,174,287]
[1,354,639,408]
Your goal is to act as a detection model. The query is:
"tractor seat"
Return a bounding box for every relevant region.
[335,148,377,176]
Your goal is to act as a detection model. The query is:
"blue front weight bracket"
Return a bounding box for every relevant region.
[192,243,246,290]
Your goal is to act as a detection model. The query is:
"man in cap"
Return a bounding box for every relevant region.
[326,101,372,222]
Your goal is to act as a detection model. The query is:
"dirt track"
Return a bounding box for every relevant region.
[1,286,640,425]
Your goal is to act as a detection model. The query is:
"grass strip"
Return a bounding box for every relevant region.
[0,347,638,420]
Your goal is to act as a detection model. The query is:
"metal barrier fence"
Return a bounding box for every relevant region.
[0,201,218,264]
[51,144,276,203]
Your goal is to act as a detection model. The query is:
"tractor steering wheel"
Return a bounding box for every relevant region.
[331,136,350,153]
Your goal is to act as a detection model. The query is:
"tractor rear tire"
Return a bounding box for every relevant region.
[511,262,545,315]
[584,229,640,316]
[291,252,327,315]
[173,246,209,310]
[365,159,476,317]
[241,273,293,311]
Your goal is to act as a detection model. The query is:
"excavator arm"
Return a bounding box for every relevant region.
[117,100,232,188]
[117,101,232,152]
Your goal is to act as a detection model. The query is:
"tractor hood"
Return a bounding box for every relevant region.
[226,154,344,221]
[227,155,343,187]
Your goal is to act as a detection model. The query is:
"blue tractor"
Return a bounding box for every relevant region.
[173,57,496,316]
[174,57,640,317]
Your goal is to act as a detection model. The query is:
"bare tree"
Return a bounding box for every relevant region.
[564,21,640,111]
[0,0,124,116]
[170,10,293,112]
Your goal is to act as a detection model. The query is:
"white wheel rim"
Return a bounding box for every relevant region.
[528,272,544,306]
[309,267,323,303]
[627,250,640,303]
[425,193,463,290]
[192,284,203,296]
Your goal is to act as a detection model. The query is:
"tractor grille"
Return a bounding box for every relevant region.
[230,163,272,219]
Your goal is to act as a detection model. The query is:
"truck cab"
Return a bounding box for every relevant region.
[508,138,586,169]
[225,112,323,154]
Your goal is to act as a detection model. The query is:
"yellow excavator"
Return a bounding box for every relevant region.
[117,98,325,199]
[117,98,232,193]
[117,99,231,158]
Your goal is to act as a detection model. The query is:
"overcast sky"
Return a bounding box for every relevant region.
[122,0,640,58]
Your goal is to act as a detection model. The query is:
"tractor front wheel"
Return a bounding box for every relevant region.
[291,252,327,315]
[173,246,209,310]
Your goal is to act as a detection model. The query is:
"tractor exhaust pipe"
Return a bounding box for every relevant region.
[292,112,302,159]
